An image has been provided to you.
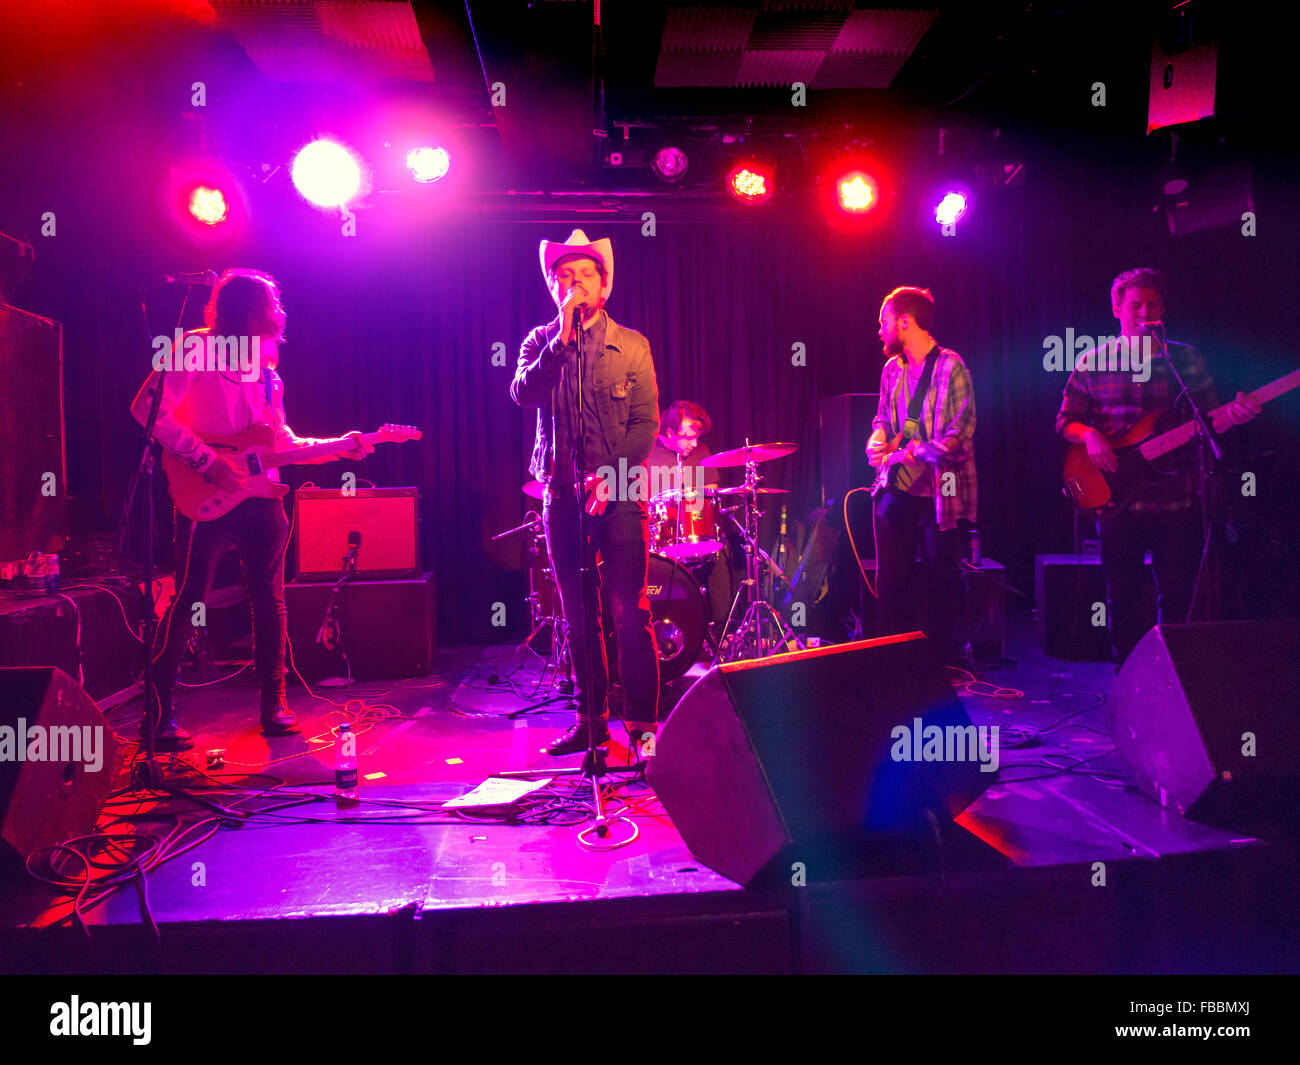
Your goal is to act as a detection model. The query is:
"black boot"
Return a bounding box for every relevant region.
[259,691,300,736]
[542,718,609,756]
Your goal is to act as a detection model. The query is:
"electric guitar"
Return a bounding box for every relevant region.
[161,422,423,521]
[1062,368,1300,516]
[869,433,920,496]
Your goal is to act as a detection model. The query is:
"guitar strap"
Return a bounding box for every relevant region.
[887,346,940,489]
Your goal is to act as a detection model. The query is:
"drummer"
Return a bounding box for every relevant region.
[646,401,734,632]
[646,400,720,498]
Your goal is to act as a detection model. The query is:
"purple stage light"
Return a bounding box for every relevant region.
[406,146,450,183]
[651,146,689,182]
[291,139,364,208]
[935,191,968,227]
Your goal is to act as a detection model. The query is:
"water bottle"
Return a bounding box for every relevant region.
[969,528,981,567]
[335,722,358,803]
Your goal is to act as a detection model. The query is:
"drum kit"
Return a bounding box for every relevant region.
[508,439,806,692]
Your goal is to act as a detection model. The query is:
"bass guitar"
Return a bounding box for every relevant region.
[1062,368,1300,516]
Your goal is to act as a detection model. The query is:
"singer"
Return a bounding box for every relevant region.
[510,231,662,757]
[1056,267,1260,663]
[129,269,374,750]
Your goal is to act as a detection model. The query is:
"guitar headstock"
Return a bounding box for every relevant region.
[377,423,423,442]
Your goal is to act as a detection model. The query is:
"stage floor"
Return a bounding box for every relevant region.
[2,615,1295,974]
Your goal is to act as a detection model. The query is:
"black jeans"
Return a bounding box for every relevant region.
[544,487,659,725]
[872,487,961,660]
[1097,506,1203,662]
[152,497,290,721]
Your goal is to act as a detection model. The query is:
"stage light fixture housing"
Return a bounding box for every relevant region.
[651,146,690,182]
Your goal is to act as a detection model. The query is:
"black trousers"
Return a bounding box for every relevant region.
[544,487,659,725]
[152,498,289,722]
[1097,505,1203,662]
[872,487,961,660]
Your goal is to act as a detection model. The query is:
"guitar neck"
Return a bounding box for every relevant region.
[1139,367,1300,460]
[263,432,384,469]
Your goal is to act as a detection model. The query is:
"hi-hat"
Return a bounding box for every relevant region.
[522,481,546,499]
[701,442,798,468]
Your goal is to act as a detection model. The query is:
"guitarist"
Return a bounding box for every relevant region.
[129,269,373,750]
[1055,267,1259,663]
[865,287,977,665]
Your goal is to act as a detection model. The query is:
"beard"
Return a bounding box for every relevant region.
[883,333,904,357]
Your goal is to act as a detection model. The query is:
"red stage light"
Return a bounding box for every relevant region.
[836,171,877,214]
[188,185,229,226]
[725,161,774,205]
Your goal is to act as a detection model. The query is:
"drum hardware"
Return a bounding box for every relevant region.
[711,440,808,662]
[489,506,577,712]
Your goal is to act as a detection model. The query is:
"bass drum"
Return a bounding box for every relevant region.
[602,552,709,684]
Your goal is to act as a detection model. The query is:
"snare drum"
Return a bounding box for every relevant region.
[649,486,724,561]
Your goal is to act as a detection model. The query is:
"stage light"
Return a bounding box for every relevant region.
[836,171,877,214]
[291,139,364,208]
[407,146,451,183]
[725,161,774,205]
[651,146,689,182]
[188,185,229,226]
[935,191,968,227]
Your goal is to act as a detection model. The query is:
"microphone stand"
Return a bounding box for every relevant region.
[119,283,198,789]
[1153,325,1222,622]
[499,301,638,839]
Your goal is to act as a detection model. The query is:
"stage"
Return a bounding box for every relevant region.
[3,617,1295,976]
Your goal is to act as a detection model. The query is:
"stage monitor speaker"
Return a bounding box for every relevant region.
[1109,621,1300,838]
[0,667,117,873]
[819,393,878,505]
[647,633,994,886]
[293,487,419,580]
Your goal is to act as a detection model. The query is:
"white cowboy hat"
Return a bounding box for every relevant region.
[539,229,614,301]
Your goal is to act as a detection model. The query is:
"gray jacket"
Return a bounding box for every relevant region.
[510,311,660,484]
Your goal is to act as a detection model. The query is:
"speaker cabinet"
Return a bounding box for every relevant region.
[0,667,116,872]
[287,573,436,681]
[293,487,420,580]
[819,393,878,505]
[1109,621,1300,837]
[647,633,994,886]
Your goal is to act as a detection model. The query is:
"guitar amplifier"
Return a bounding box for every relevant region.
[293,487,420,581]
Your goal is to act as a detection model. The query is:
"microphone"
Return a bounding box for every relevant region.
[342,530,361,569]
[1139,319,1165,335]
[164,270,219,286]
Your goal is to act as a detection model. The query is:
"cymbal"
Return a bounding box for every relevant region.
[522,480,546,500]
[714,485,789,496]
[701,441,798,468]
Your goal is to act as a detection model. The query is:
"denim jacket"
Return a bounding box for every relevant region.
[511,311,660,485]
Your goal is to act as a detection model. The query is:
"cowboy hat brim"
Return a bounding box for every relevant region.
[539,229,614,301]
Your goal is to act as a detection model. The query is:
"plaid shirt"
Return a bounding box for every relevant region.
[1055,341,1219,513]
[872,345,978,531]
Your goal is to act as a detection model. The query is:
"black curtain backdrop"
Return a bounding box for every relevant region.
[13,143,1300,643]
